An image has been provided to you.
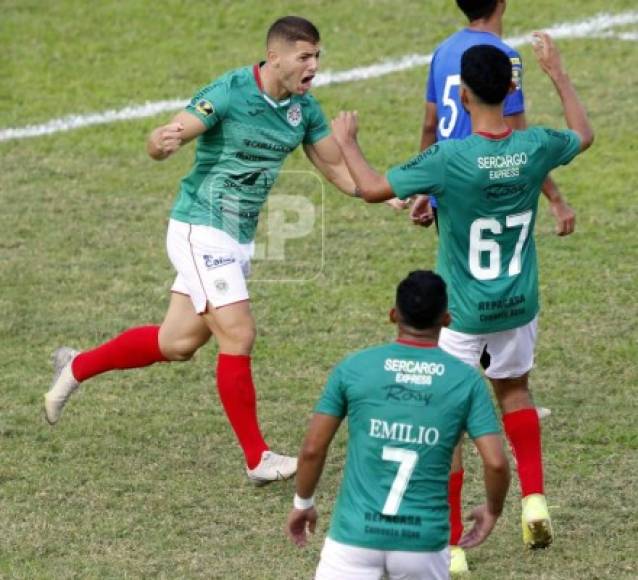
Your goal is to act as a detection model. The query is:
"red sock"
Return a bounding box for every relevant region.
[448,469,464,546]
[71,326,167,382]
[503,408,544,497]
[216,354,268,469]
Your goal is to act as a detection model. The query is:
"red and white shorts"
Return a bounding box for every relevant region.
[166,219,254,312]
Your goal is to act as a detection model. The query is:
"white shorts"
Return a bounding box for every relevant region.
[439,316,538,379]
[315,537,450,580]
[166,219,254,312]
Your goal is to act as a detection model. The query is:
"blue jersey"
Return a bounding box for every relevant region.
[426,29,525,207]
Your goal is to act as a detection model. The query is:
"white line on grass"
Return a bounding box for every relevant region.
[1,10,637,143]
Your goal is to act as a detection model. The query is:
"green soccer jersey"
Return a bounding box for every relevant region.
[387,127,581,333]
[316,340,500,552]
[170,64,330,243]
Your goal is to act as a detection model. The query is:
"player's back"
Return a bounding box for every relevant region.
[428,29,524,141]
[317,340,498,552]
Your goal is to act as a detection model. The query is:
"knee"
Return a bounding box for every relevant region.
[217,322,256,354]
[159,338,200,362]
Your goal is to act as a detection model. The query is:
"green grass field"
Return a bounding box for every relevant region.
[2,1,637,578]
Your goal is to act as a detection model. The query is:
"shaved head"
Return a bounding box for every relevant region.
[267,16,320,47]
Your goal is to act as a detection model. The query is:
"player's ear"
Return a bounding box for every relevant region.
[441,311,452,328]
[266,46,280,68]
[460,85,470,108]
[389,307,398,324]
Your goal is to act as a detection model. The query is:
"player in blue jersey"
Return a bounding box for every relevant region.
[415,0,575,240]
[414,2,576,570]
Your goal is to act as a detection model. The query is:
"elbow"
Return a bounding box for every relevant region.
[486,456,510,478]
[581,129,595,151]
[359,181,390,203]
[300,442,327,463]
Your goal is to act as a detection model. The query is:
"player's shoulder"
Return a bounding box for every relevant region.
[201,66,252,93]
[517,125,567,145]
[339,343,391,367]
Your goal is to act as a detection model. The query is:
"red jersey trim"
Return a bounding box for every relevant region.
[253,63,264,92]
[396,338,437,349]
[476,128,513,140]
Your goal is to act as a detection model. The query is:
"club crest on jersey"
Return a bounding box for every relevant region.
[287,103,302,127]
[511,59,523,90]
[196,99,215,117]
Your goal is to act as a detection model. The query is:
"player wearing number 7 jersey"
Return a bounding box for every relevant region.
[330,34,593,561]
[286,271,510,580]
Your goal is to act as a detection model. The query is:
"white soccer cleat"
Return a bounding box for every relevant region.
[536,406,552,420]
[44,347,80,425]
[246,450,297,486]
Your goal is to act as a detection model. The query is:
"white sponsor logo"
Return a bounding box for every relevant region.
[369,419,440,446]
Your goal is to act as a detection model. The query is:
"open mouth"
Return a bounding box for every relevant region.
[300,74,315,90]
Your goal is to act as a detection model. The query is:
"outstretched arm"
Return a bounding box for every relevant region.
[147,111,207,161]
[459,434,510,549]
[286,414,342,548]
[533,32,594,151]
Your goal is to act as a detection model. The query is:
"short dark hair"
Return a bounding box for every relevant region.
[461,44,512,105]
[396,271,448,330]
[267,16,320,46]
[456,0,499,22]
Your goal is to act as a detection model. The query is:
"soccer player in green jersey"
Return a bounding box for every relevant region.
[286,271,510,579]
[44,17,360,484]
[330,34,593,551]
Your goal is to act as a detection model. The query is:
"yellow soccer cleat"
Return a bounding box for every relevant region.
[449,546,469,574]
[521,494,553,549]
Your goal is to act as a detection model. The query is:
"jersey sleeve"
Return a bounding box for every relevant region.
[540,128,582,171]
[465,374,501,439]
[386,143,446,200]
[185,80,230,129]
[503,49,525,117]
[314,363,348,418]
[303,98,331,145]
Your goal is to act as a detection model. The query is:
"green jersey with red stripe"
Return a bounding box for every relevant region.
[171,64,330,243]
[316,340,500,552]
[387,127,581,334]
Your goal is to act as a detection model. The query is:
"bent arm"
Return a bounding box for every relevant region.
[303,136,357,196]
[533,32,594,151]
[147,111,207,161]
[420,102,438,151]
[474,434,510,516]
[295,414,343,500]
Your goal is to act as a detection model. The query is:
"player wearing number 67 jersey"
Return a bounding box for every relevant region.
[331,36,593,559]
[287,271,510,580]
[416,0,576,240]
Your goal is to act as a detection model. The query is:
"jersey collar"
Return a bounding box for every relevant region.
[253,62,291,109]
[475,127,513,140]
[396,338,437,349]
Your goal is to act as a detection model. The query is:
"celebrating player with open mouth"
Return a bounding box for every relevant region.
[45,16,360,485]
[331,33,593,560]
